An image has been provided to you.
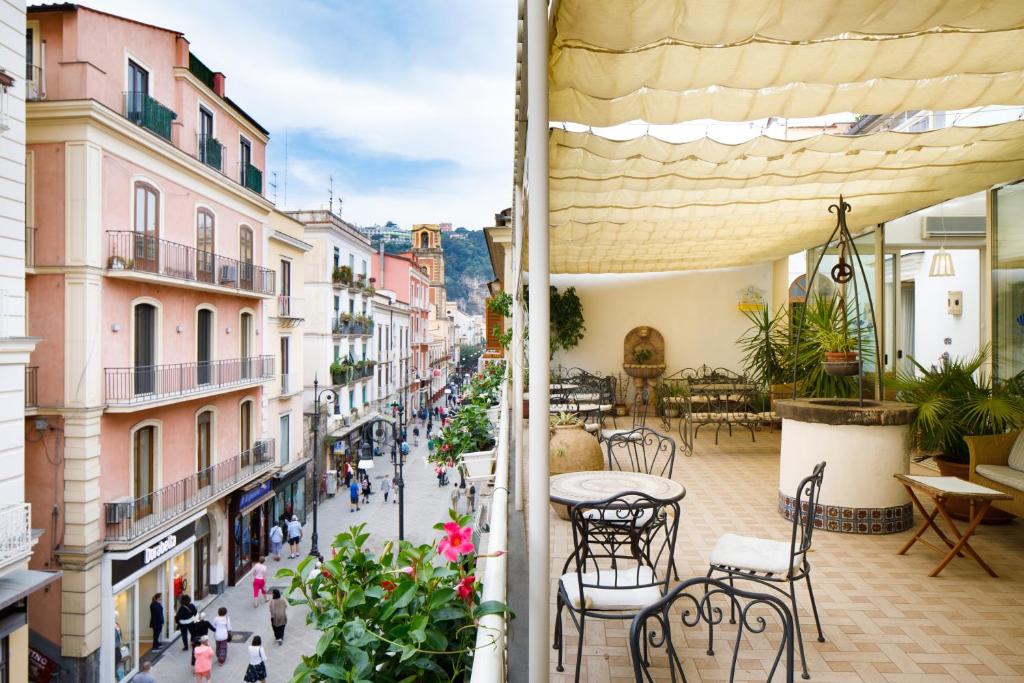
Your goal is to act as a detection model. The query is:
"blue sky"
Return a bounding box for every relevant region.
[70,1,516,228]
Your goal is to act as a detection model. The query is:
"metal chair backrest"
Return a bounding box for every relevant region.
[630,387,650,429]
[606,427,677,478]
[629,576,794,683]
[789,462,826,563]
[566,491,680,608]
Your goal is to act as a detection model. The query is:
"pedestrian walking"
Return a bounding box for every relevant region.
[286,515,303,557]
[134,661,156,683]
[243,635,268,683]
[349,479,360,512]
[269,588,288,644]
[343,462,352,488]
[269,523,283,561]
[193,635,213,682]
[381,476,391,503]
[361,477,370,504]
[149,593,164,649]
[251,557,269,607]
[467,483,477,512]
[450,485,461,513]
[175,594,197,651]
[212,606,231,666]
[392,475,398,504]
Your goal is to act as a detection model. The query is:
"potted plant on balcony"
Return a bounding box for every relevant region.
[108,255,133,270]
[332,265,352,285]
[891,349,1024,522]
[329,360,349,385]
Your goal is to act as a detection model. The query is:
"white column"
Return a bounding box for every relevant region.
[512,185,525,512]
[526,0,550,679]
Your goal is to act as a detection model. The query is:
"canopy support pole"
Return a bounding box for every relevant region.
[513,184,525,512]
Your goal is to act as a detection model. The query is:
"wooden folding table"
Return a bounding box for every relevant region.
[894,474,1012,577]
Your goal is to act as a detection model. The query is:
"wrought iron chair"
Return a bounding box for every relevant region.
[655,370,694,455]
[601,387,649,442]
[629,576,794,683]
[606,427,677,479]
[555,491,680,683]
[707,462,826,680]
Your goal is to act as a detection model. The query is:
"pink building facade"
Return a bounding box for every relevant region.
[25,7,279,681]
[373,254,431,407]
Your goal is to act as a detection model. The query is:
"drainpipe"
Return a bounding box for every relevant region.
[526,0,550,679]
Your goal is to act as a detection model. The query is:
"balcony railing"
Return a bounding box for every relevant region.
[332,318,375,336]
[241,163,263,194]
[25,366,37,408]
[277,296,303,319]
[123,91,176,142]
[26,63,44,101]
[107,231,275,295]
[105,355,275,407]
[104,440,275,542]
[330,363,375,386]
[197,133,224,171]
[25,226,34,268]
[0,503,32,569]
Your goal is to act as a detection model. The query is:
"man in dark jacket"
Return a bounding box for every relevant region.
[149,593,164,648]
[189,611,216,665]
[175,594,197,651]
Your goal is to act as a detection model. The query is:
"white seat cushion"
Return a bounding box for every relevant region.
[976,464,1024,491]
[560,566,662,611]
[709,533,801,575]
[602,429,642,441]
[584,422,600,433]
[1008,432,1024,472]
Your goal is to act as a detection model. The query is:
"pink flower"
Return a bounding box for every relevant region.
[441,443,451,452]
[438,522,475,562]
[457,575,476,603]
[400,565,416,578]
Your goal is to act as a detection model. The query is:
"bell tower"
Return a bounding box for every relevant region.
[409,223,446,317]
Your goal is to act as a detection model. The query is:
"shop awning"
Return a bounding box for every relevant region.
[0,569,61,611]
[550,0,1024,126]
[541,121,1024,273]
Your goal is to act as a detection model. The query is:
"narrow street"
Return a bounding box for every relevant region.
[150,419,459,683]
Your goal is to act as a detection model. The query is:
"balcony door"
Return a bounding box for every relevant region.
[239,226,254,291]
[279,259,291,315]
[126,60,149,124]
[197,410,212,489]
[198,107,215,167]
[196,210,215,283]
[197,308,213,386]
[240,401,253,468]
[134,303,156,396]
[133,182,159,273]
[133,425,155,519]
[240,312,253,379]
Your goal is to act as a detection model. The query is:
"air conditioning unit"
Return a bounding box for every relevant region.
[922,216,985,238]
[219,264,237,284]
[106,498,132,524]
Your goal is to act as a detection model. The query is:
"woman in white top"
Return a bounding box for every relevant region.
[212,606,231,666]
[243,635,268,683]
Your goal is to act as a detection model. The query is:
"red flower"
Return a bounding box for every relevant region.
[380,579,396,594]
[438,522,474,562]
[457,575,476,603]
[441,443,451,452]
[321,566,332,578]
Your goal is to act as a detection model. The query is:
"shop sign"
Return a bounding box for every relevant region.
[144,534,177,564]
[29,647,59,683]
[238,481,272,511]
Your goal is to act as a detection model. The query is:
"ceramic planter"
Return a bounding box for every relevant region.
[823,352,860,376]
[462,449,497,481]
[549,424,603,476]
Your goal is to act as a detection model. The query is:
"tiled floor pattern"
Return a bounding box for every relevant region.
[534,424,1024,682]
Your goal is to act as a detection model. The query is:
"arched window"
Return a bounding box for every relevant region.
[239,225,254,290]
[197,410,213,486]
[134,302,157,395]
[240,311,253,379]
[420,231,429,249]
[240,400,253,456]
[133,182,159,273]
[133,425,156,517]
[197,307,214,385]
[196,209,215,283]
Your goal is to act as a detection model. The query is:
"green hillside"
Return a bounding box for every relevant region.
[442,228,493,315]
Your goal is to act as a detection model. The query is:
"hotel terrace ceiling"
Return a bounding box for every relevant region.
[546,123,1024,273]
[534,0,1024,274]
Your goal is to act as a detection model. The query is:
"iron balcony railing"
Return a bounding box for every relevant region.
[241,163,263,194]
[332,318,375,336]
[26,63,44,101]
[105,355,275,406]
[25,367,37,408]
[196,133,224,171]
[330,364,375,386]
[123,91,176,142]
[25,226,35,268]
[107,231,275,295]
[0,503,33,569]
[277,296,303,318]
[104,440,275,542]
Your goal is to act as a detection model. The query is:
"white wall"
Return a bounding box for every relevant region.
[550,264,772,375]
[909,249,980,369]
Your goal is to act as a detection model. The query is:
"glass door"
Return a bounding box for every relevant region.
[196,210,215,283]
[239,226,254,291]
[133,183,159,274]
[134,304,156,395]
[197,410,212,489]
[133,426,155,519]
[197,308,212,386]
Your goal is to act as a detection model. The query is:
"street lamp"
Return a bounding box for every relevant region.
[310,376,337,559]
[391,428,408,540]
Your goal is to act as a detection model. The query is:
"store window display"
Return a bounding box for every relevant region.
[114,586,135,680]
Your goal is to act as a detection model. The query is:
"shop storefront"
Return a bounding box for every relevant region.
[104,516,197,682]
[273,463,307,526]
[193,514,213,600]
[227,479,275,585]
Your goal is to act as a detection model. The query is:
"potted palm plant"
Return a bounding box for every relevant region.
[792,293,873,397]
[891,349,1024,522]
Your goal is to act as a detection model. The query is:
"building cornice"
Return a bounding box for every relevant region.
[269,230,313,252]
[173,68,270,143]
[27,99,275,215]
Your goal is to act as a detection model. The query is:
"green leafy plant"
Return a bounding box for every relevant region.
[278,514,509,682]
[890,349,1024,464]
[486,292,513,350]
[522,286,586,359]
[549,412,582,428]
[632,348,653,364]
[428,363,506,470]
[333,265,353,285]
[737,304,791,390]
[792,293,875,398]
[654,381,690,415]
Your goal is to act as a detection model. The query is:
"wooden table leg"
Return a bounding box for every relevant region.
[898,486,961,556]
[931,498,997,578]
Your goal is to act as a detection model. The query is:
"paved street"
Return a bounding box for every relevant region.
[150,419,460,682]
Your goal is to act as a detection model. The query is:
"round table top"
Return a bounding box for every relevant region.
[549,470,686,506]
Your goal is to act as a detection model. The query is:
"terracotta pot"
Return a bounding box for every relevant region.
[614,404,628,417]
[549,423,604,520]
[934,458,1016,524]
[823,352,860,376]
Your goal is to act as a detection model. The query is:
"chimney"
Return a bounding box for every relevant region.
[212,72,226,97]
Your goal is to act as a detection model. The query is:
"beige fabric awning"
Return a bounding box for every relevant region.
[551,0,1024,125]
[542,122,1024,273]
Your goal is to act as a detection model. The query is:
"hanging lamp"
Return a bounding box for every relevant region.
[928,247,956,277]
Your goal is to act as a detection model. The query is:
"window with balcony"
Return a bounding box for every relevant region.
[280,336,290,393]
[197,308,213,385]
[133,182,160,273]
[134,303,157,396]
[197,106,222,170]
[280,414,290,466]
[240,400,252,454]
[197,410,212,487]
[239,137,261,193]
[333,247,340,271]
[239,226,254,290]
[133,425,156,517]
[124,61,175,141]
[196,209,215,283]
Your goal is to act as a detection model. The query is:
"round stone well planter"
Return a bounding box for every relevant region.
[775,398,917,534]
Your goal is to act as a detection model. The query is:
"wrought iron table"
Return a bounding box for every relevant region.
[894,474,1012,577]
[549,470,686,507]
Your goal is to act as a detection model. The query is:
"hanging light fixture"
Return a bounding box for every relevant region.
[929,247,956,277]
